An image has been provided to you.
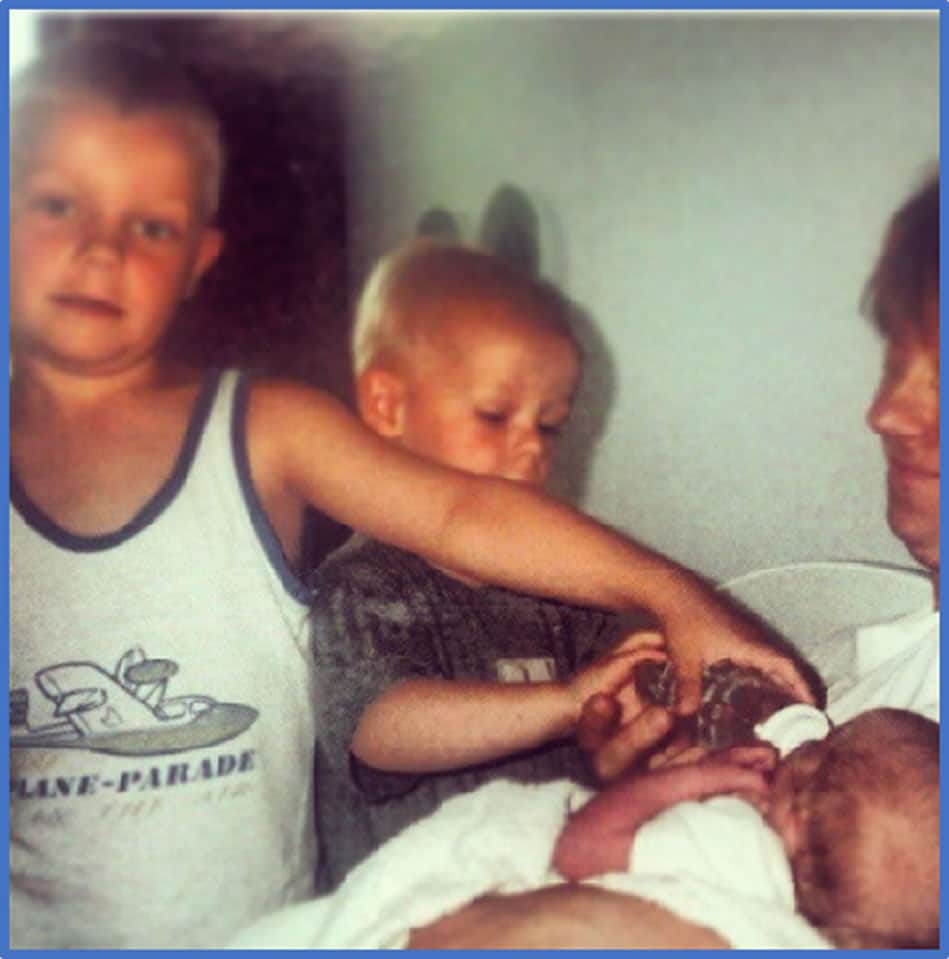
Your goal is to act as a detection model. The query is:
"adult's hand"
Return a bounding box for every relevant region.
[406,885,729,950]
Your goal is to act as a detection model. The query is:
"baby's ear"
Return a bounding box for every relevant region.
[356,367,407,438]
[774,798,806,860]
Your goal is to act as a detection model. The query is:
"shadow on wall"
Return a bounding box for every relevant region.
[417,183,617,506]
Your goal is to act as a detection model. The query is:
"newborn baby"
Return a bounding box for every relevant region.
[553,707,939,949]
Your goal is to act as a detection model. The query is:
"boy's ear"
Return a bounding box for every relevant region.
[356,367,407,438]
[186,227,225,296]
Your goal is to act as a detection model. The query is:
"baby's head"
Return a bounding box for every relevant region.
[352,240,581,487]
[767,708,939,948]
[10,40,224,372]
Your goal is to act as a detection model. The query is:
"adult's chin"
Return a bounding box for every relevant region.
[887,504,939,572]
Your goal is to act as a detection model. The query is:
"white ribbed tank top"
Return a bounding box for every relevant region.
[10,369,317,948]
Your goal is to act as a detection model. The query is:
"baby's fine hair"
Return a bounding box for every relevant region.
[862,172,939,340]
[791,708,939,949]
[351,239,578,375]
[10,38,224,222]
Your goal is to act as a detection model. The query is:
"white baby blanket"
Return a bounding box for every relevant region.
[229,777,829,950]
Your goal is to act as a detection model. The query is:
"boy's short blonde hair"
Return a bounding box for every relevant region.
[352,239,578,375]
[10,38,225,223]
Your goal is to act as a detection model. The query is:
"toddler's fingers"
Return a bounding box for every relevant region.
[589,652,647,699]
[614,647,669,692]
[613,679,650,724]
[577,693,621,753]
[611,630,666,656]
[592,705,675,783]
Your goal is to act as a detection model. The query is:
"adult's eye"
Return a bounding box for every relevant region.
[539,422,565,437]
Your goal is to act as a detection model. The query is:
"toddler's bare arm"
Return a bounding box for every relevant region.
[352,644,641,772]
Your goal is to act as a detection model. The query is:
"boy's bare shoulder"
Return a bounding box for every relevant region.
[241,376,366,497]
[245,376,341,412]
[244,377,352,445]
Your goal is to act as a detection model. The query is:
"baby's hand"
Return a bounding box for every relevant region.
[648,744,777,808]
[552,742,776,882]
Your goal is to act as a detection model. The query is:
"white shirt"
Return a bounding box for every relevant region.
[826,607,939,724]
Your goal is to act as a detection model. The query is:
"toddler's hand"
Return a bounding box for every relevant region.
[569,630,667,720]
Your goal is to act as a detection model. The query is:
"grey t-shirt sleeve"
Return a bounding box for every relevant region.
[576,609,620,666]
[311,541,442,800]
[313,566,428,743]
[577,606,661,668]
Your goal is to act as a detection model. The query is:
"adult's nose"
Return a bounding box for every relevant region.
[867,349,938,440]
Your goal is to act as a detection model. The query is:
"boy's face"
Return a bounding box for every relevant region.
[370,301,580,486]
[866,290,940,571]
[10,96,222,377]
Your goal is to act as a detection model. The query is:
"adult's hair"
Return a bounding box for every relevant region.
[791,708,939,948]
[351,238,578,375]
[862,173,939,340]
[10,37,224,222]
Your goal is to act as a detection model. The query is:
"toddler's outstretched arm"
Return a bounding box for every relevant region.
[351,639,647,772]
[551,745,776,881]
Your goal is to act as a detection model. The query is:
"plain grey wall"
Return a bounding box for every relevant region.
[338,11,938,583]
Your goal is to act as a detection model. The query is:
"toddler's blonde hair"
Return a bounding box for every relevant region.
[352,239,577,376]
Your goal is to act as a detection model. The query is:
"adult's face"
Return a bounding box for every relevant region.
[866,290,939,572]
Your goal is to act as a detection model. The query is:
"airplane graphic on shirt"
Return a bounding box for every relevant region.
[10,646,257,757]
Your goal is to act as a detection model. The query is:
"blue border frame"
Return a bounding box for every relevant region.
[3,2,943,957]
